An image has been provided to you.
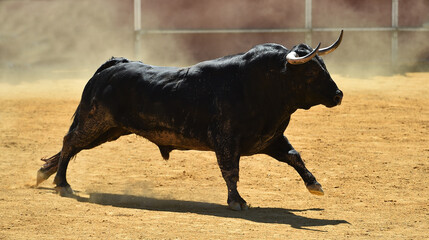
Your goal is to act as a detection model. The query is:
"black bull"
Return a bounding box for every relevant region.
[37,31,344,210]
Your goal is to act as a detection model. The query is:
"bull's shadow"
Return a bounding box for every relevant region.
[68,191,348,231]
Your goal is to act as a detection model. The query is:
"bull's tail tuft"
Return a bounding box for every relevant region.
[37,152,61,186]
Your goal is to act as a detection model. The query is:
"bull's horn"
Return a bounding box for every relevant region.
[286,42,321,65]
[318,30,343,56]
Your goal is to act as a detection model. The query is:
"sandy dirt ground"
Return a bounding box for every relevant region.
[0,73,428,239]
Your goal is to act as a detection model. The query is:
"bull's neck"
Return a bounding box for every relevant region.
[277,75,301,116]
[260,79,299,124]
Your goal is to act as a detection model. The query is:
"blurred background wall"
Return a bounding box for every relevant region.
[1,0,429,82]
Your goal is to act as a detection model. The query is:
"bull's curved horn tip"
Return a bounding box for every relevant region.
[318,30,343,56]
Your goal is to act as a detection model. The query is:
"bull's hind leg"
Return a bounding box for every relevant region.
[262,136,324,196]
[52,126,127,196]
[38,100,126,195]
[37,128,126,188]
[53,139,80,196]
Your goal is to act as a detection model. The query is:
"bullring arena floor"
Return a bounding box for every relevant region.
[0,73,428,239]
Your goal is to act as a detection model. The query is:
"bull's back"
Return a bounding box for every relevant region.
[90,60,216,150]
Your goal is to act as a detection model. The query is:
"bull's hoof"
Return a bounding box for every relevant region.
[306,182,324,196]
[55,185,75,197]
[228,201,249,211]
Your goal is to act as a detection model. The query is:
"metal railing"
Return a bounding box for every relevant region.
[133,0,429,65]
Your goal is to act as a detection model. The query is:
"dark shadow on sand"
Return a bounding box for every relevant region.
[63,191,349,231]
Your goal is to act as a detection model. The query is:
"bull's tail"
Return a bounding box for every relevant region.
[37,94,80,186]
[37,82,82,186]
[36,104,79,186]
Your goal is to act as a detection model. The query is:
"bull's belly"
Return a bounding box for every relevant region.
[135,129,280,156]
[121,113,284,155]
[134,129,212,151]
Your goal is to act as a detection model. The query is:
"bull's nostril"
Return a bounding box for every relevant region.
[333,94,342,105]
[334,95,341,104]
[333,90,343,105]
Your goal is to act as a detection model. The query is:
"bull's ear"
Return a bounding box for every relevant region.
[286,43,320,65]
[318,30,343,56]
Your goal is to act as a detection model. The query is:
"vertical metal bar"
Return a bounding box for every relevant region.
[134,0,142,60]
[305,0,312,45]
[391,0,399,66]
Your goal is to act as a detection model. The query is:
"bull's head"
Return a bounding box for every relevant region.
[285,31,343,110]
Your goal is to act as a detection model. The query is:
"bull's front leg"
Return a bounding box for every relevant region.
[216,152,248,211]
[262,135,324,196]
[212,135,248,211]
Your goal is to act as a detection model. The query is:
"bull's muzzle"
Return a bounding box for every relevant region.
[333,89,343,106]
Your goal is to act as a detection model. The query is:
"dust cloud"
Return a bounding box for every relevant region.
[312,0,429,76]
[1,0,429,84]
[0,0,133,83]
